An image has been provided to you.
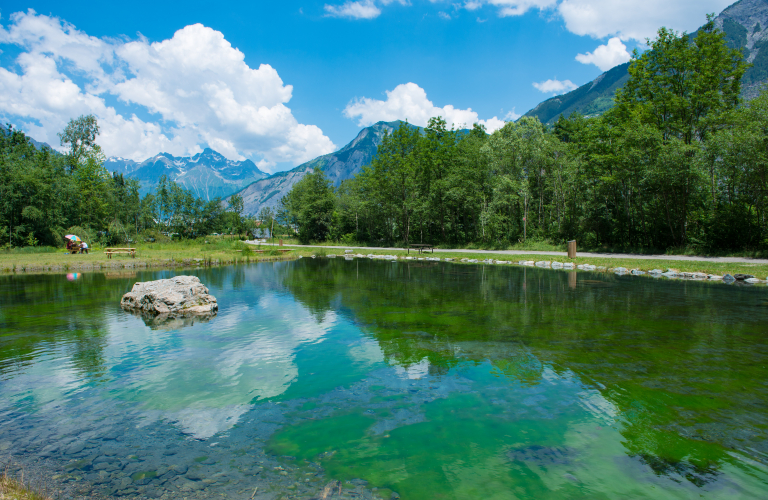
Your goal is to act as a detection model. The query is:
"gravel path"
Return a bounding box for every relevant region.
[247,242,768,264]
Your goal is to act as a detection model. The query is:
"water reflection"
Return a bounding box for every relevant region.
[0,260,767,499]
[275,258,768,492]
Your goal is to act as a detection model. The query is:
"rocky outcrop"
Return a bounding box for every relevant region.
[121,276,218,317]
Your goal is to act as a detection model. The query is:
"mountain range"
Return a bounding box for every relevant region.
[104,148,267,200]
[524,0,768,124]
[236,121,402,215]
[10,0,765,214]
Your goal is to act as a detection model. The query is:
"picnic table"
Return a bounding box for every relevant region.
[105,247,136,259]
[408,244,434,254]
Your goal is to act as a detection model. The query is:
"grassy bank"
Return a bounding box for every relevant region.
[273,237,768,259]
[301,247,768,278]
[2,239,768,278]
[0,237,314,274]
[0,471,51,500]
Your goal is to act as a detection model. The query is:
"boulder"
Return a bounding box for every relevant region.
[734,274,754,280]
[121,276,218,317]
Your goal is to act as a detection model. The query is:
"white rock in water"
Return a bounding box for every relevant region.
[551,261,563,269]
[563,262,575,269]
[707,274,722,280]
[745,278,761,283]
[535,261,551,268]
[583,265,597,271]
[121,276,218,316]
[648,269,663,275]
[661,272,677,278]
[630,269,645,275]
[614,267,628,274]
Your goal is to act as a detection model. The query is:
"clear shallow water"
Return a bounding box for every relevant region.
[1,260,767,499]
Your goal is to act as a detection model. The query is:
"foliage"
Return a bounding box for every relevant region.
[279,18,764,253]
[58,114,100,170]
[1,118,231,249]
[279,168,335,244]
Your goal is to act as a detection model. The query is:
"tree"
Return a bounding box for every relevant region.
[257,206,275,239]
[280,168,335,243]
[616,16,748,144]
[228,193,245,237]
[361,122,421,245]
[59,115,100,170]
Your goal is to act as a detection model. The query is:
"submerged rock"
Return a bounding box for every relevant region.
[734,274,755,281]
[121,276,218,317]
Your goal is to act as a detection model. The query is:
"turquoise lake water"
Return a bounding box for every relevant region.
[1,259,767,499]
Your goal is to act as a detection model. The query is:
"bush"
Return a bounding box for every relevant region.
[139,229,171,243]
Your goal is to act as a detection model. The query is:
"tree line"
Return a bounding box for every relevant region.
[0,119,252,248]
[280,17,767,253]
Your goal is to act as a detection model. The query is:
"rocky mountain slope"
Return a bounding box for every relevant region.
[235,121,404,215]
[524,0,768,124]
[105,148,267,200]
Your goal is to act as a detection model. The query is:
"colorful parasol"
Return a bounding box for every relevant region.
[66,273,80,281]
[65,234,82,242]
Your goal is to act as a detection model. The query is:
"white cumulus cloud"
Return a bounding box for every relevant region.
[0,10,336,171]
[557,0,733,41]
[344,82,508,132]
[455,1,732,41]
[505,108,521,121]
[532,78,578,94]
[488,0,558,17]
[575,37,631,71]
[324,0,382,19]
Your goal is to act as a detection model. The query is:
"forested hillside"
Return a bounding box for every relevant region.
[524,0,768,124]
[0,121,251,248]
[281,18,766,254]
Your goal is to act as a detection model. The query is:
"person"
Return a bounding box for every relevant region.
[80,242,89,254]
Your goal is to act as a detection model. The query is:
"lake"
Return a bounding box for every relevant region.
[1,259,767,499]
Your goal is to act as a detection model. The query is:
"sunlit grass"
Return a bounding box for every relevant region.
[0,469,51,500]
[0,236,314,273]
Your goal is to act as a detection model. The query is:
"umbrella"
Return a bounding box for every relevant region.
[66,273,80,281]
[65,234,82,242]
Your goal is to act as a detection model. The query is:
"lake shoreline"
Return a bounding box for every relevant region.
[3,245,768,281]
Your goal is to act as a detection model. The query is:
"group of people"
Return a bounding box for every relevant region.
[65,238,89,254]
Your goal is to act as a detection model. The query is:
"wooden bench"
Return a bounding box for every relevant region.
[105,247,136,259]
[408,244,434,254]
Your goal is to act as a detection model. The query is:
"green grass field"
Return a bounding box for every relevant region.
[0,237,314,273]
[2,238,767,278]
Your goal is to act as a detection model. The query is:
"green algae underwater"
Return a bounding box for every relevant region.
[1,259,768,499]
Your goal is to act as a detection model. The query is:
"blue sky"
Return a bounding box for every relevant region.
[0,0,734,172]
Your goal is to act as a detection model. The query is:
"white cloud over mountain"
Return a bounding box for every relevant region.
[344,82,507,132]
[532,78,578,94]
[575,37,631,71]
[0,10,336,170]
